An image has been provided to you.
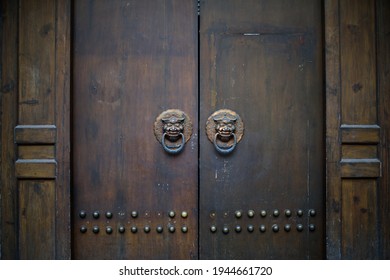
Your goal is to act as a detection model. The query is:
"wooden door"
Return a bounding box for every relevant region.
[199,0,324,259]
[72,0,198,259]
[72,0,324,259]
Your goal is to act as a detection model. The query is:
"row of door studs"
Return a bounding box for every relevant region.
[79,223,316,235]
[78,209,316,220]
[78,210,188,219]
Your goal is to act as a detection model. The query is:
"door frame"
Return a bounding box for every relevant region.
[1,0,389,259]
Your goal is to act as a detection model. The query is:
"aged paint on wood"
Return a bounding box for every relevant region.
[199,0,324,259]
[72,0,198,259]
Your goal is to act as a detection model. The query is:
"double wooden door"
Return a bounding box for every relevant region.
[72,0,324,259]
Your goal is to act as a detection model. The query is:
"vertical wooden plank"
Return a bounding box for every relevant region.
[339,0,380,259]
[19,181,55,259]
[377,0,390,260]
[325,0,342,260]
[72,0,198,259]
[54,0,71,259]
[0,0,19,259]
[341,180,378,259]
[340,0,376,125]
[18,0,55,125]
[200,0,324,259]
[14,0,65,259]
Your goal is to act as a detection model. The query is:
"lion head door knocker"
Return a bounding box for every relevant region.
[154,109,192,154]
[206,109,244,154]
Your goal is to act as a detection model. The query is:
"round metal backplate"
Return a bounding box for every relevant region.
[154,109,192,144]
[205,109,244,145]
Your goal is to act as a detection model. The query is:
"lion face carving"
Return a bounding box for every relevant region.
[162,115,185,140]
[213,113,237,141]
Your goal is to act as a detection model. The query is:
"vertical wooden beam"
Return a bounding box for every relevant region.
[339,0,379,259]
[17,0,56,259]
[326,0,384,259]
[377,0,390,260]
[11,0,71,259]
[340,0,377,125]
[18,0,55,125]
[54,0,71,259]
[0,0,19,259]
[325,0,342,259]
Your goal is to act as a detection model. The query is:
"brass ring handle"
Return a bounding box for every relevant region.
[161,132,185,154]
[213,132,237,154]
[154,109,193,155]
[206,109,244,155]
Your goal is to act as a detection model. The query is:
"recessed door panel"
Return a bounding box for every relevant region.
[72,0,198,259]
[199,0,324,259]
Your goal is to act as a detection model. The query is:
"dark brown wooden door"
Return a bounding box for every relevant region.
[72,0,324,259]
[72,0,198,259]
[199,0,324,259]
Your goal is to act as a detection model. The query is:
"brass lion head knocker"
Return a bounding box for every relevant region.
[206,109,244,154]
[154,109,192,154]
[162,115,185,140]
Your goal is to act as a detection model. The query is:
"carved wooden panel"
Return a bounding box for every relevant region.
[0,0,71,259]
[326,0,389,259]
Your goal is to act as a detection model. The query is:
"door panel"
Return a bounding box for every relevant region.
[72,0,198,259]
[199,0,324,259]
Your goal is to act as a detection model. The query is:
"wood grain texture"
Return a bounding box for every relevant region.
[342,145,377,159]
[338,0,381,259]
[325,0,342,259]
[377,0,390,260]
[72,0,198,259]
[18,146,55,160]
[54,0,71,259]
[15,159,57,179]
[14,125,56,144]
[340,0,376,125]
[18,0,55,125]
[200,0,324,259]
[341,125,380,144]
[341,180,378,259]
[340,159,381,178]
[0,0,19,259]
[19,181,56,259]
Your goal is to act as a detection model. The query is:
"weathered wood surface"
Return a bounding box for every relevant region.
[326,0,388,259]
[0,0,71,259]
[199,0,324,259]
[72,0,198,259]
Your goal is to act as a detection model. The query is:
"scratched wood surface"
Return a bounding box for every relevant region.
[72,0,198,259]
[199,0,324,259]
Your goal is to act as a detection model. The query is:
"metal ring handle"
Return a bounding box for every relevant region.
[162,132,185,154]
[213,132,237,154]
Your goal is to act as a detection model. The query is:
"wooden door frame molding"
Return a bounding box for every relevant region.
[1,0,71,259]
[1,0,389,259]
[325,0,390,259]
